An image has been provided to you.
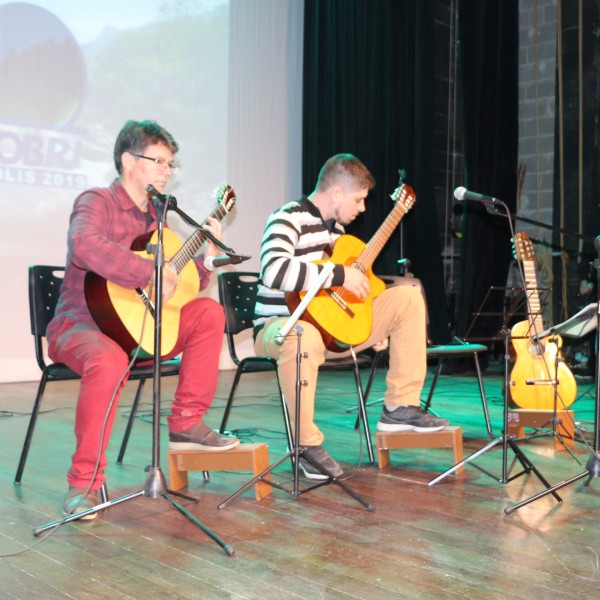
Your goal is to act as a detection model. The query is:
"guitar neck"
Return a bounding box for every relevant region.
[169,203,229,274]
[522,259,544,336]
[355,193,409,271]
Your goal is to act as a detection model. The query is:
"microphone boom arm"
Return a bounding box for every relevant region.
[455,186,595,248]
[146,184,250,261]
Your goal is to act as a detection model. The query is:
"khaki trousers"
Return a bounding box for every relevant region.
[254,284,427,446]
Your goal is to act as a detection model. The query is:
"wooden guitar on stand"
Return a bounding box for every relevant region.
[286,173,416,352]
[85,185,236,358]
[509,232,577,409]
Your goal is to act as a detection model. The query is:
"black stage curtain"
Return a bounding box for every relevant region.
[302,0,450,343]
[454,0,519,342]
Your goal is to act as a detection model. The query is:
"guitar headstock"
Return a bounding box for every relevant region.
[390,183,416,213]
[513,232,534,262]
[390,168,416,213]
[216,184,236,212]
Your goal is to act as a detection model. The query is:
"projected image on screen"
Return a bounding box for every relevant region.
[0,0,229,381]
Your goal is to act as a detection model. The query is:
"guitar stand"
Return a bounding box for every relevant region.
[218,325,374,512]
[32,189,234,556]
[429,327,561,507]
[509,338,581,463]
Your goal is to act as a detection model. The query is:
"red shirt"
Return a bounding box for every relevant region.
[47,179,211,342]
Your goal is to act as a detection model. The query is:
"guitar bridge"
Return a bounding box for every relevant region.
[328,289,355,318]
[525,379,559,386]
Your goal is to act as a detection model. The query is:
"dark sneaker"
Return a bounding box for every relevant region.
[169,422,240,451]
[63,486,100,521]
[298,445,343,480]
[377,405,448,433]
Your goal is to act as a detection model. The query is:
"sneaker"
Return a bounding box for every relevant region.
[63,486,100,521]
[298,445,343,480]
[377,405,448,433]
[169,422,240,451]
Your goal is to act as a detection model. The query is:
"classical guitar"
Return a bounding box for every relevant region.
[85,185,236,358]
[286,175,416,352]
[509,232,577,409]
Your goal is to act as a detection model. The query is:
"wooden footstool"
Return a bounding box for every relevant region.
[167,443,272,500]
[507,409,575,450]
[376,426,464,473]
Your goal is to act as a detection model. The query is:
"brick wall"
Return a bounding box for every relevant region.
[517,0,557,244]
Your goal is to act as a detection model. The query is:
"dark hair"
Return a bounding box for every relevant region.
[113,119,179,174]
[315,153,375,192]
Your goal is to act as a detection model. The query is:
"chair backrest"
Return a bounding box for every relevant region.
[29,265,64,371]
[217,271,261,364]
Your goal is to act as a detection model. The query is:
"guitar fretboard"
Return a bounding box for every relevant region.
[355,186,414,272]
[170,203,230,274]
[522,259,544,337]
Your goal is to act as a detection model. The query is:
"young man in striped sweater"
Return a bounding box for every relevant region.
[253,154,447,479]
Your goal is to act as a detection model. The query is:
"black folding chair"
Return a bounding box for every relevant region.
[217,271,293,449]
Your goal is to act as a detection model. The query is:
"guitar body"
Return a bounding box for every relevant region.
[284,178,416,352]
[286,234,387,352]
[85,184,236,358]
[85,228,200,357]
[509,320,577,409]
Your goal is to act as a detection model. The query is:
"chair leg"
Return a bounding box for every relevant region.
[473,353,493,437]
[219,366,244,434]
[354,351,382,430]
[422,359,445,413]
[117,378,146,464]
[352,359,375,464]
[15,374,48,484]
[220,364,294,467]
[100,482,109,502]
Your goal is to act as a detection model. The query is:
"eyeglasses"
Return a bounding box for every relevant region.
[132,153,180,174]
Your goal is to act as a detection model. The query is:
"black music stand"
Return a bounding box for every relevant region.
[32,187,237,556]
[217,263,374,511]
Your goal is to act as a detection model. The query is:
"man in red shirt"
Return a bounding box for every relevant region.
[48,119,238,519]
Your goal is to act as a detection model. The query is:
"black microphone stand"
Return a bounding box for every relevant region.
[33,191,235,556]
[429,198,560,503]
[504,235,600,514]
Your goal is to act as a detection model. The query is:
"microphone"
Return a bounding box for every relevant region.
[453,186,500,205]
[204,254,251,269]
[146,184,175,205]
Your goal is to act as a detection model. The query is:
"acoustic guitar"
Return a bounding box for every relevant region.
[85,185,236,358]
[286,176,416,352]
[509,232,577,409]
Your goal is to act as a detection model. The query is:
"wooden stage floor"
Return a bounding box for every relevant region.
[1,361,600,599]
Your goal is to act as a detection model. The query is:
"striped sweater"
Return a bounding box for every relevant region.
[253,196,347,331]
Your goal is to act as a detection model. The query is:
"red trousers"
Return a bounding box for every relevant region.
[48,297,224,489]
